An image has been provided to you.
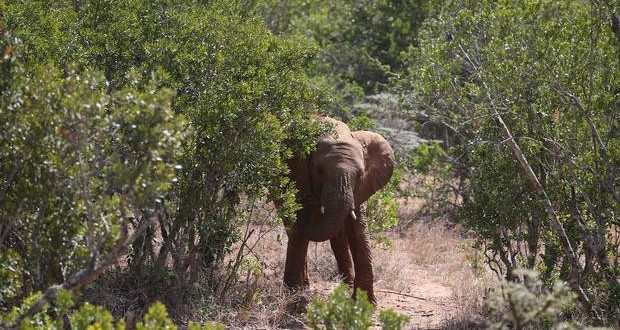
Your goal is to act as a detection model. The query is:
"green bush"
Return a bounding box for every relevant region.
[0,58,183,300]
[307,284,409,330]
[259,0,439,116]
[307,285,375,330]
[3,289,223,330]
[1,0,321,316]
[366,167,404,246]
[486,269,613,330]
[71,302,119,330]
[401,0,620,321]
[0,5,316,330]
[378,309,410,330]
[135,302,176,330]
[486,269,577,330]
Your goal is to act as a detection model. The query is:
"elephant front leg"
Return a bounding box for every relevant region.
[330,230,354,286]
[284,226,310,289]
[346,206,376,304]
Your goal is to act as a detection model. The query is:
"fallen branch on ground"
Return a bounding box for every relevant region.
[376,289,428,301]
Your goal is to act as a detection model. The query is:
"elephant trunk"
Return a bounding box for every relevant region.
[299,174,354,242]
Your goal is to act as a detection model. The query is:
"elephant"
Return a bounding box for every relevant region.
[281,116,395,303]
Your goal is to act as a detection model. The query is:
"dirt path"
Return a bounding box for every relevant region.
[311,278,459,329]
[375,281,458,328]
[299,221,487,329]
[309,267,464,329]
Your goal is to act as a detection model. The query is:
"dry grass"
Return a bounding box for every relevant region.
[372,220,492,329]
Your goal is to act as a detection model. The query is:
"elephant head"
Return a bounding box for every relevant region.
[293,117,395,242]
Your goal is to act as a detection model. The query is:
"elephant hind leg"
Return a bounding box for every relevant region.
[330,230,354,286]
[346,207,376,304]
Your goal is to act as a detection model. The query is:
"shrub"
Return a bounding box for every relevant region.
[378,309,410,330]
[1,0,320,318]
[486,269,577,330]
[0,57,183,307]
[307,285,375,330]
[3,289,223,330]
[260,0,437,94]
[401,0,620,320]
[307,284,409,330]
[71,302,119,330]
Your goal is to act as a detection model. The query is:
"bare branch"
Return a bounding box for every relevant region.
[376,289,428,301]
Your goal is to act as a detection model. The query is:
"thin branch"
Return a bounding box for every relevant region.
[375,289,428,301]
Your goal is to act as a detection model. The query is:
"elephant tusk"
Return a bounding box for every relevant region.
[350,210,357,220]
[320,205,325,214]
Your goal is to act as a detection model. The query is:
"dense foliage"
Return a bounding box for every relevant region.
[402,0,620,322]
[2,0,619,327]
[1,0,321,326]
[259,0,437,114]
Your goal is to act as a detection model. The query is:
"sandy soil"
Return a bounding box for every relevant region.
[311,276,459,329]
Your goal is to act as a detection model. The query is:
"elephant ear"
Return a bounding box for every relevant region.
[353,131,396,205]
